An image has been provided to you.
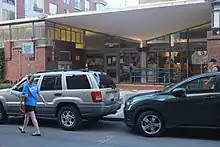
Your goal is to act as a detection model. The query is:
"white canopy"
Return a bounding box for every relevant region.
[46,0,211,41]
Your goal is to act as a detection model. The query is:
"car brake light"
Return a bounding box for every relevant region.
[91,91,102,102]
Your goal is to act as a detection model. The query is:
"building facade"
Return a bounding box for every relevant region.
[0,19,211,84]
[1,20,89,82]
[0,0,108,82]
[0,0,215,85]
[1,0,108,20]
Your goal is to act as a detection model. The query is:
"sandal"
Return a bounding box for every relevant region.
[18,127,25,133]
[32,132,41,136]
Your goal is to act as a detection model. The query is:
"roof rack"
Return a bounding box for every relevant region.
[34,68,90,74]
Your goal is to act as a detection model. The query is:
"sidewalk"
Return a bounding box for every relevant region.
[104,89,157,120]
[117,84,164,91]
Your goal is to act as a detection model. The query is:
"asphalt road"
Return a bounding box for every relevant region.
[0,118,220,147]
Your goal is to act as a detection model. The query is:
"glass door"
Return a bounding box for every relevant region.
[104,48,120,83]
[119,52,139,83]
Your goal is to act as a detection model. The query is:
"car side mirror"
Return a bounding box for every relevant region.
[172,88,186,97]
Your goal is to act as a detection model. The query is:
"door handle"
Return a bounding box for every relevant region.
[54,93,62,97]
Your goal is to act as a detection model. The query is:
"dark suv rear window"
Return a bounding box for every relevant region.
[98,74,116,88]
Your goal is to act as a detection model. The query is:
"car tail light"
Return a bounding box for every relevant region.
[91,91,102,102]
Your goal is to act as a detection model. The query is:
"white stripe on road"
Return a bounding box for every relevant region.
[98,136,114,144]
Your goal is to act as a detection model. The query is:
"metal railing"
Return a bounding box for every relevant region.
[126,67,182,86]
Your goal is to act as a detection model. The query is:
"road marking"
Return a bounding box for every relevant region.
[98,136,114,144]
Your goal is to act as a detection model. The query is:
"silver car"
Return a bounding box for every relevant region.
[0,70,121,130]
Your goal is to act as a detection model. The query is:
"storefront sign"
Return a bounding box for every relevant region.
[22,42,34,54]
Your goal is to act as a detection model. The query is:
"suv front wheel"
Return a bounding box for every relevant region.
[57,106,82,131]
[136,111,165,137]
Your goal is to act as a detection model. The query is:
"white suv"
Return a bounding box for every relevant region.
[0,69,121,130]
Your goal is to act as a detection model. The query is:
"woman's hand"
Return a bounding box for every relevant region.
[44,101,48,106]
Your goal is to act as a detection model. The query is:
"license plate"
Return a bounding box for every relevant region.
[109,93,115,103]
[109,93,114,99]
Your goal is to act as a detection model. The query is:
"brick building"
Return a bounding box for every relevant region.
[1,0,108,20]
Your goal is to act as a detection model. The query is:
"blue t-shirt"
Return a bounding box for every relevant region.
[22,82,40,106]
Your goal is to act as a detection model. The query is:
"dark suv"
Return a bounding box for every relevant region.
[124,72,220,137]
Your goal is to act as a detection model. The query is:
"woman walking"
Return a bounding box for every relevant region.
[18,74,47,136]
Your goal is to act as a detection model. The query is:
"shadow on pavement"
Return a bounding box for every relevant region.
[6,117,126,132]
[166,128,220,140]
[128,127,220,141]
[5,117,220,141]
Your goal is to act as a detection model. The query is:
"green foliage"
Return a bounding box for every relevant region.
[0,83,13,89]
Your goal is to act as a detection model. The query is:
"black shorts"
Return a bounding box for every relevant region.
[25,105,36,113]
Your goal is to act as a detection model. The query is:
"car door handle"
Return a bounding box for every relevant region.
[54,93,62,97]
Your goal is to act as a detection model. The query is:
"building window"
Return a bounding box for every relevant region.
[2,9,15,20]
[213,5,220,28]
[11,23,33,40]
[49,3,57,15]
[85,0,90,11]
[96,2,106,10]
[59,50,71,61]
[64,9,69,13]
[74,0,81,9]
[33,0,44,13]
[63,0,71,4]
[0,25,10,42]
[25,0,31,11]
[2,0,15,5]
[34,22,45,38]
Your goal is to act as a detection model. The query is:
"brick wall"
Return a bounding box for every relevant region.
[207,31,220,63]
[4,45,46,82]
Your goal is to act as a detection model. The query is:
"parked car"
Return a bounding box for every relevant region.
[124,72,220,137]
[0,69,121,130]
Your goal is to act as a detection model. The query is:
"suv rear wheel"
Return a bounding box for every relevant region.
[57,106,82,131]
[136,111,165,137]
[0,104,8,124]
